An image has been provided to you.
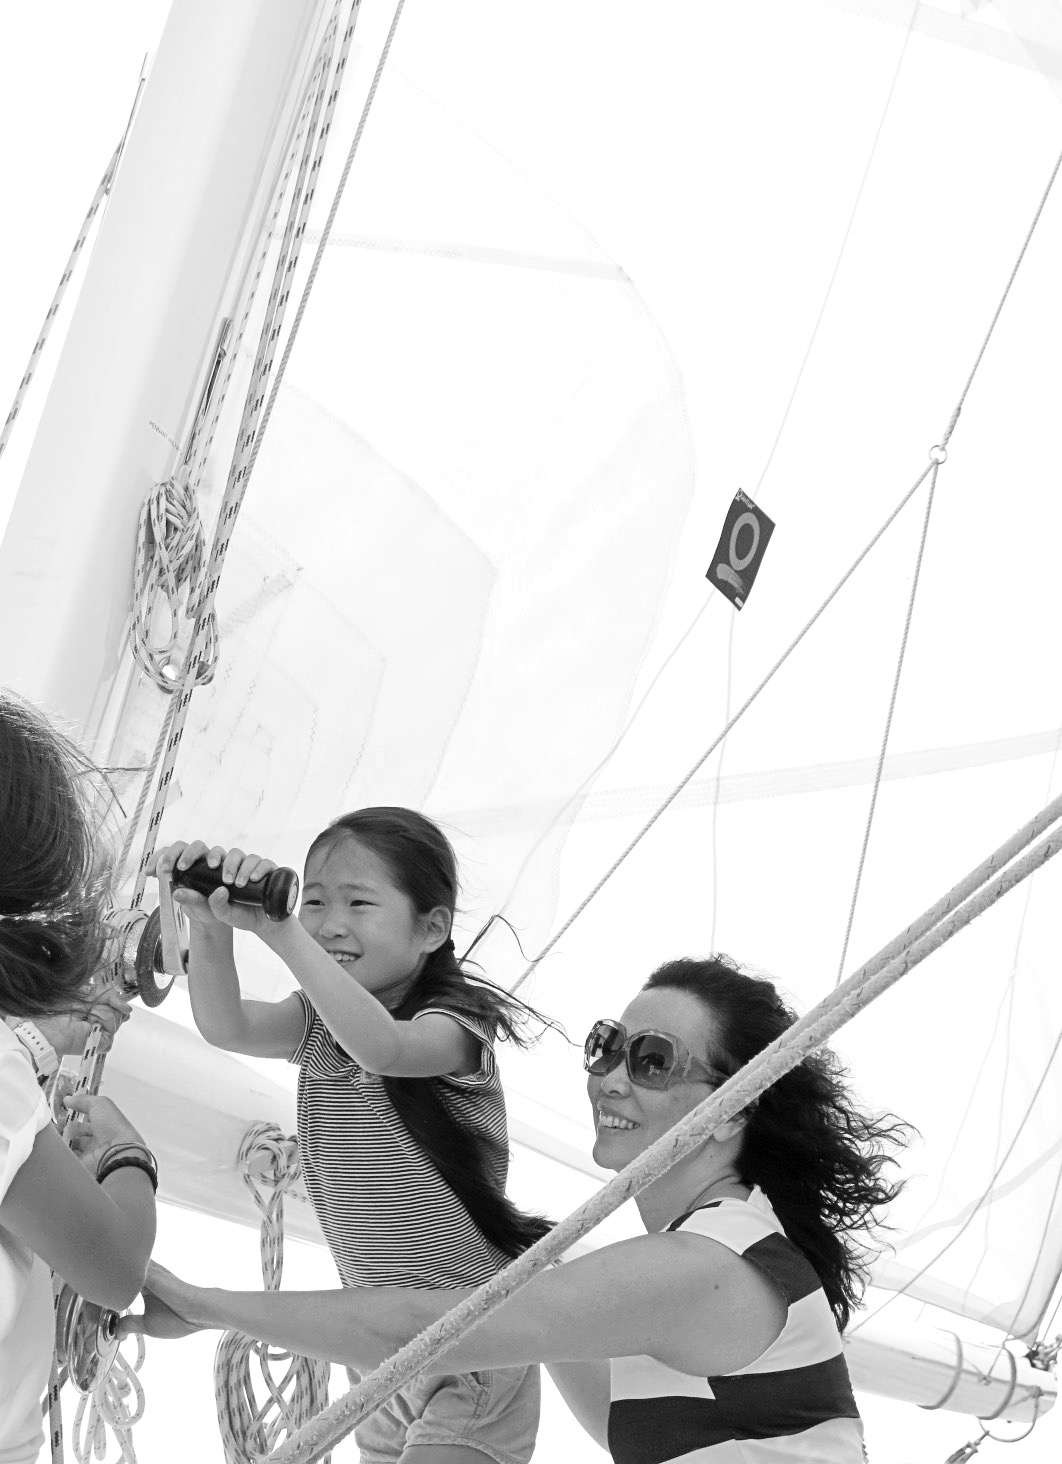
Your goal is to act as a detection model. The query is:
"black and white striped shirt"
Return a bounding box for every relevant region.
[292,992,512,1288]
[609,1189,865,1462]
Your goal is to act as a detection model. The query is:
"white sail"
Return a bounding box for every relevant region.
[3,0,1062,1454]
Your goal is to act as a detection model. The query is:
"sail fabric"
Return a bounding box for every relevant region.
[91,0,1062,1344]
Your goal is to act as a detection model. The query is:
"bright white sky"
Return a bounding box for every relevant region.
[3,2,1062,1462]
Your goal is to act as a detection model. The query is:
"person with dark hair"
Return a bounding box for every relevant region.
[129,951,905,1461]
[152,808,551,1464]
[0,694,158,1464]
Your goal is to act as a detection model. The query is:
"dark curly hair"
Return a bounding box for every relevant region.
[307,807,554,1259]
[0,693,112,1018]
[644,955,910,1331]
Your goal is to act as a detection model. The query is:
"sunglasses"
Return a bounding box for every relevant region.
[583,1018,726,1091]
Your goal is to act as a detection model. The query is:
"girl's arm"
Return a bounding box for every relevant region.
[0,1097,156,1311]
[186,919,306,1059]
[137,1231,786,1378]
[156,842,305,1059]
[263,919,479,1077]
[161,842,474,1075]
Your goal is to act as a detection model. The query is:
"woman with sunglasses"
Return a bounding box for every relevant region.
[129,956,906,1462]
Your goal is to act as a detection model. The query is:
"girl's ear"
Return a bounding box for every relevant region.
[420,905,452,953]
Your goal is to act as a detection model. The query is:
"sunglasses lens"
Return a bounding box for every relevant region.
[628,1032,679,1088]
[584,1021,625,1074]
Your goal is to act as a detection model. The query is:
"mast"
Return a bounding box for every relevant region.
[0,0,331,743]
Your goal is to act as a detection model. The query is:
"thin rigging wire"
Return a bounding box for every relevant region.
[834,461,939,982]
[509,459,934,994]
[710,614,736,951]
[753,0,921,498]
[848,1019,1062,1338]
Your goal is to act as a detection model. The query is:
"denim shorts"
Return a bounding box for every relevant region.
[354,1362,540,1464]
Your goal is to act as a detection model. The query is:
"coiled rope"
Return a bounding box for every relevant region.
[129,473,215,689]
[214,1124,331,1464]
[270,790,1062,1464]
[71,1342,146,1464]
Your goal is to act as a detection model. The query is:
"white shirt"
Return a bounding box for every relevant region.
[0,1024,54,1464]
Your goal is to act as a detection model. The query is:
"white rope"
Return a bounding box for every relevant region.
[71,1341,146,1464]
[214,1125,331,1464]
[128,473,215,689]
[270,794,1062,1464]
[0,59,145,467]
[0,149,119,465]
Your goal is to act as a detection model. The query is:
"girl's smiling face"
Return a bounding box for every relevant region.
[299,834,447,1006]
[588,987,723,1170]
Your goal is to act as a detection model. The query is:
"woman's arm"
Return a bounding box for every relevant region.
[545,1361,611,1451]
[0,1105,155,1310]
[139,1231,785,1377]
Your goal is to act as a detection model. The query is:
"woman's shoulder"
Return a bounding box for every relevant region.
[675,1190,826,1308]
[671,1186,781,1244]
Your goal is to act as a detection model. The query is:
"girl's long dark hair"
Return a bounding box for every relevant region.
[0,694,111,1018]
[645,956,910,1331]
[308,807,553,1259]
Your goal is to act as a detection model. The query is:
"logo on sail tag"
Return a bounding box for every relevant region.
[706,490,775,609]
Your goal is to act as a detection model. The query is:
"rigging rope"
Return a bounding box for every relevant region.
[0,61,145,466]
[214,1125,331,1464]
[271,791,1062,1464]
[508,457,936,994]
[753,0,920,500]
[834,459,940,982]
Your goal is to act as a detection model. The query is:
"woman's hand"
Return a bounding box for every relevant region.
[64,1094,147,1176]
[152,840,277,936]
[120,1261,207,1340]
[35,984,133,1059]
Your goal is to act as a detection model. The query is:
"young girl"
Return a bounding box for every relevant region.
[154,807,550,1464]
[0,694,158,1464]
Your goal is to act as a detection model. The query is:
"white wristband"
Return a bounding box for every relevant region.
[11,1020,59,1079]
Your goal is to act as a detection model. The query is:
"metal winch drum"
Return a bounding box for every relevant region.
[54,1283,122,1394]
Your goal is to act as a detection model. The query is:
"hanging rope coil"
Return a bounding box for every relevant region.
[71,1341,146,1464]
[129,472,216,690]
[214,1123,331,1464]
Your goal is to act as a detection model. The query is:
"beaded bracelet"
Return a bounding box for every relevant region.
[96,1142,159,1193]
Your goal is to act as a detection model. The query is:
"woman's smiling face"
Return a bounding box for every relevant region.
[298,834,440,1006]
[587,986,723,1170]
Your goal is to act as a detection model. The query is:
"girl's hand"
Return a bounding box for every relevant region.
[119,1261,206,1339]
[64,1094,147,1176]
[151,841,220,929]
[153,841,277,936]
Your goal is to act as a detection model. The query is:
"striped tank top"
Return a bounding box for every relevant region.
[292,991,511,1288]
[609,1188,865,1462]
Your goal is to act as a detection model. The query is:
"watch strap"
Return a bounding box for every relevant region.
[10,1020,60,1079]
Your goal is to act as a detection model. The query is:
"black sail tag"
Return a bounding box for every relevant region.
[706,490,775,609]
